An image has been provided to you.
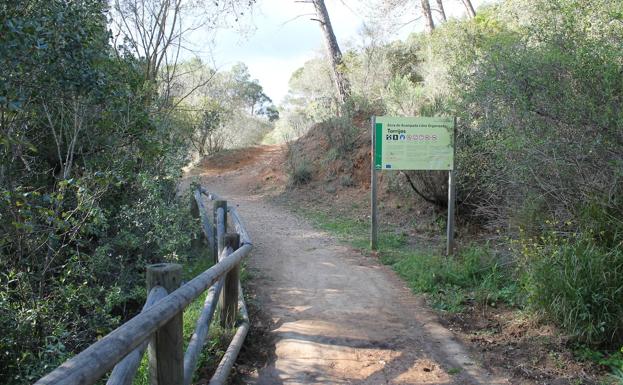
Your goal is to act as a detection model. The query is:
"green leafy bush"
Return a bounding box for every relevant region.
[577,346,623,382]
[319,114,360,155]
[435,0,622,230]
[0,1,196,382]
[397,0,623,347]
[521,208,623,346]
[289,158,313,186]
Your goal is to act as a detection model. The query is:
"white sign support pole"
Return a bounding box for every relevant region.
[446,170,456,256]
[370,116,378,251]
[446,118,457,256]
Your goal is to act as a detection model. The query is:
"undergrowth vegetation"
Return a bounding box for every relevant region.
[520,221,623,347]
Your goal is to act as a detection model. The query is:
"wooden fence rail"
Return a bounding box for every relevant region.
[35,186,252,385]
[183,278,223,385]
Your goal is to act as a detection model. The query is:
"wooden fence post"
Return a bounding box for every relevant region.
[190,191,200,219]
[191,192,204,253]
[221,233,240,328]
[213,200,227,263]
[146,263,183,385]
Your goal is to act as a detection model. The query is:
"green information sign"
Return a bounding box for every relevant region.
[374,116,454,171]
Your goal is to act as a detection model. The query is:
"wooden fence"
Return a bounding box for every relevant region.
[34,186,253,385]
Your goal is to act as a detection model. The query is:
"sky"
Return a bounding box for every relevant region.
[193,0,488,105]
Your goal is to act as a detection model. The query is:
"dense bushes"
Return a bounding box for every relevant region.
[433,0,623,231]
[0,1,196,382]
[519,201,623,346]
[521,231,623,346]
[430,0,623,345]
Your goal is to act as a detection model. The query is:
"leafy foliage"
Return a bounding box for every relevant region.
[0,1,196,382]
[421,2,623,345]
[519,206,623,346]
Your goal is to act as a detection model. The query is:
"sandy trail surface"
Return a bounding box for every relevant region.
[193,146,510,385]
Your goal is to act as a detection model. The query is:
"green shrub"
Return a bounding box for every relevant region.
[290,160,313,186]
[0,2,196,380]
[576,346,623,382]
[319,114,360,155]
[521,230,623,346]
[285,138,313,186]
[411,0,623,230]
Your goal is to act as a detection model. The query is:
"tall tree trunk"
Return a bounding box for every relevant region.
[311,0,350,105]
[436,0,447,22]
[461,0,476,18]
[420,0,435,33]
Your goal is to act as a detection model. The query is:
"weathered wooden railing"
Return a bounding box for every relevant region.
[35,185,252,385]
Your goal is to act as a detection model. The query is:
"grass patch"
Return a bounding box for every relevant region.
[447,367,462,375]
[520,229,623,346]
[392,246,519,312]
[295,207,519,312]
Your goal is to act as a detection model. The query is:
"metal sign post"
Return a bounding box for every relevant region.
[370,116,378,250]
[446,169,456,255]
[446,118,457,256]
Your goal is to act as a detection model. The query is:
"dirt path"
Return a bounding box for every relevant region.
[194,146,510,385]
